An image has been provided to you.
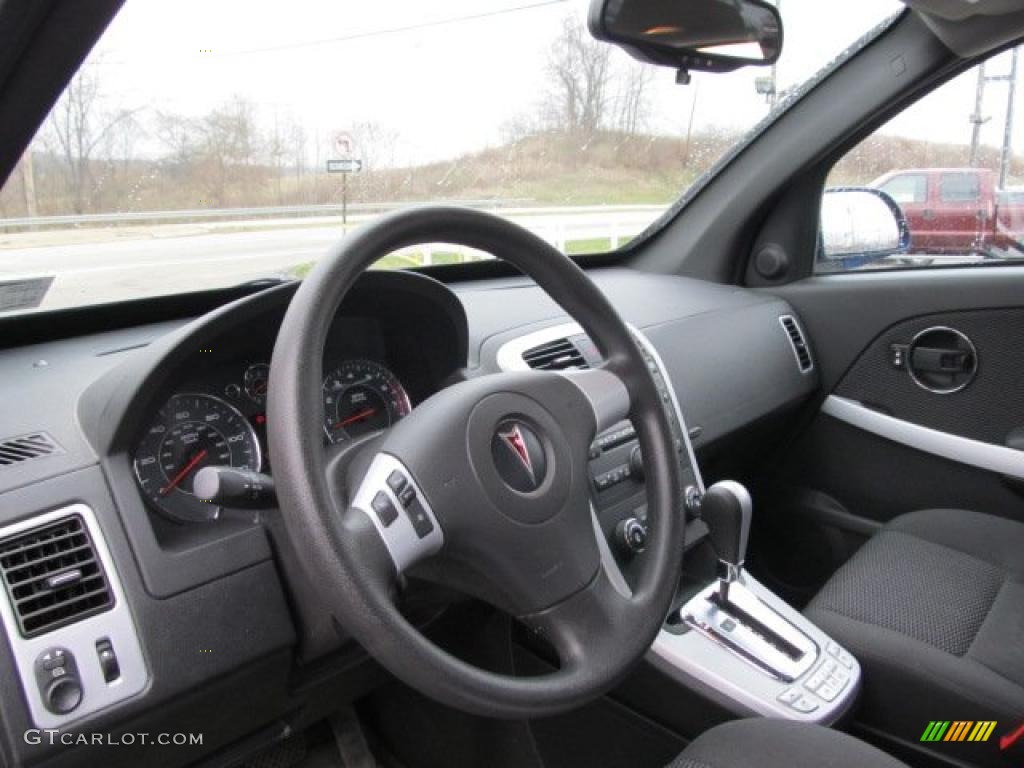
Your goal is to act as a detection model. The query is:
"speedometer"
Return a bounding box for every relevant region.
[322,360,412,444]
[133,393,261,523]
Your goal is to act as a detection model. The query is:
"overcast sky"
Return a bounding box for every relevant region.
[49,0,1024,168]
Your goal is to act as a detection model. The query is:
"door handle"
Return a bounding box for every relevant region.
[910,346,973,373]
[922,208,934,220]
[903,328,979,394]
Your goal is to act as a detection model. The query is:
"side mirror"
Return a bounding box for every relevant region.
[588,0,783,74]
[819,187,910,267]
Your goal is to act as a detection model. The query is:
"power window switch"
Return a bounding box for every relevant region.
[777,687,801,705]
[817,682,840,702]
[371,491,399,527]
[804,671,825,692]
[791,696,819,714]
[96,638,120,683]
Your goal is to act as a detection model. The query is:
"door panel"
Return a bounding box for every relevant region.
[759,270,1024,600]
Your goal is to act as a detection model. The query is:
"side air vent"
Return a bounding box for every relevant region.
[522,337,590,371]
[779,315,813,373]
[0,432,61,468]
[0,515,113,637]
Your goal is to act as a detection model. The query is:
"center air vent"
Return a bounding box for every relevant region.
[779,315,813,373]
[0,515,113,637]
[0,432,61,468]
[522,337,589,371]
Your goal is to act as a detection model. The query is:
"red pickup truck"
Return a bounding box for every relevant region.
[869,167,1024,255]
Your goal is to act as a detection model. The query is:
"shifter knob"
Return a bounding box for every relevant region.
[700,480,752,601]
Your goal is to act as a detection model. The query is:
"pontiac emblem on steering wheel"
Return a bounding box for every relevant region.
[492,421,547,492]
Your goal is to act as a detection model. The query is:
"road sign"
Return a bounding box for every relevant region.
[333,132,354,157]
[327,158,363,174]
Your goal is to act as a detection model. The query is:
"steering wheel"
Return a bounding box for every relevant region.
[268,207,684,718]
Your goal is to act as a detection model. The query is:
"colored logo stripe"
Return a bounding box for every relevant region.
[969,722,998,742]
[944,722,973,741]
[922,722,950,742]
[921,720,998,743]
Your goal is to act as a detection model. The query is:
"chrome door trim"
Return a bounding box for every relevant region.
[821,395,1024,479]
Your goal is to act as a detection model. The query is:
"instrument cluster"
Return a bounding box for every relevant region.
[133,323,417,523]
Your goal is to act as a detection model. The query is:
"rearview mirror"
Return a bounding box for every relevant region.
[588,0,783,74]
[819,187,910,268]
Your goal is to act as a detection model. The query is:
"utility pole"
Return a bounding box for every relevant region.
[998,47,1019,189]
[969,62,988,166]
[969,48,1020,184]
[19,149,37,220]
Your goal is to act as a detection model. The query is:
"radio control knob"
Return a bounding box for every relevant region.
[614,517,648,556]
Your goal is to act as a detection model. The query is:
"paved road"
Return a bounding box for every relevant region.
[0,206,665,312]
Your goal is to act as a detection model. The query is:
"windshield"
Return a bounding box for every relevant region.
[0,0,901,314]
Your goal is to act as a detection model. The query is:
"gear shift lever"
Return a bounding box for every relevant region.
[699,480,753,603]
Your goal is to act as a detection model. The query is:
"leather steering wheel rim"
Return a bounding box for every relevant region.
[268,206,684,718]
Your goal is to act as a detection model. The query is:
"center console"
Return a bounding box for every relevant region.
[498,322,861,725]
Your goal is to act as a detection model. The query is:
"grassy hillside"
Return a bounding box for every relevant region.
[4,127,1024,221]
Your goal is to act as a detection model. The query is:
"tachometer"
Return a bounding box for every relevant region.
[133,393,261,522]
[322,360,412,444]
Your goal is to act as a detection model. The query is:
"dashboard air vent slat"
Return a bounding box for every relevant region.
[522,338,589,371]
[0,516,113,637]
[779,316,813,373]
[0,432,61,468]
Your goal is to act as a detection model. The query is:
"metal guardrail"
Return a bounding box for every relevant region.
[0,199,538,231]
[0,201,667,231]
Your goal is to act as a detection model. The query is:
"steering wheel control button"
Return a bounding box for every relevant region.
[491,421,547,493]
[386,471,407,495]
[398,485,416,507]
[96,638,121,683]
[35,647,83,715]
[351,455,444,574]
[371,492,399,527]
[404,498,435,538]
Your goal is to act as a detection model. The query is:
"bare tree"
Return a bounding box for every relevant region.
[616,62,653,136]
[42,61,139,213]
[194,96,260,205]
[155,111,198,169]
[543,16,612,136]
[264,113,288,204]
[349,121,398,171]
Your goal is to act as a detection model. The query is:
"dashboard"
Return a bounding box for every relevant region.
[0,266,813,767]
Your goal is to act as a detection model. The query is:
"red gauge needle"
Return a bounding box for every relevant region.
[334,407,377,430]
[159,449,208,496]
